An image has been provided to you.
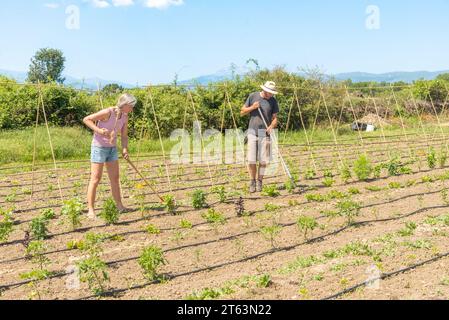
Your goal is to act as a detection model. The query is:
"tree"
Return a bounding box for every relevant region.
[102,83,124,96]
[27,48,66,84]
[436,73,449,82]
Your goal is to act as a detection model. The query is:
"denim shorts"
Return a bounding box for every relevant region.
[91,145,119,163]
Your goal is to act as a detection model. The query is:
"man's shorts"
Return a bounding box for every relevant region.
[247,134,272,165]
[91,145,119,163]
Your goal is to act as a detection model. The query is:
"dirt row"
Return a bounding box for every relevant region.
[1,158,449,299]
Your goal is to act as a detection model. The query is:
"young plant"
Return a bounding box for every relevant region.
[138,245,167,281]
[322,177,335,187]
[235,197,246,217]
[41,209,56,220]
[180,219,193,229]
[439,149,448,168]
[427,148,437,169]
[265,203,281,212]
[340,164,352,183]
[21,241,52,300]
[162,194,177,214]
[211,186,227,203]
[30,216,49,240]
[386,157,402,176]
[284,180,296,194]
[323,169,333,178]
[145,224,161,235]
[259,224,282,249]
[76,255,110,296]
[305,168,316,180]
[0,208,14,243]
[61,198,84,230]
[256,274,272,288]
[20,269,52,300]
[99,198,120,225]
[262,185,280,197]
[25,240,50,271]
[296,215,319,240]
[202,209,226,225]
[373,164,383,179]
[191,190,208,209]
[441,188,449,206]
[337,199,361,225]
[348,187,360,195]
[398,222,417,237]
[353,154,373,181]
[305,193,327,203]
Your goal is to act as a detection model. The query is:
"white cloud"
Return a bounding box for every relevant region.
[112,0,134,6]
[90,0,111,8]
[84,0,182,9]
[44,3,60,9]
[143,0,184,10]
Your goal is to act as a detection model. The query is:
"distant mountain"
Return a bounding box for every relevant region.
[332,70,449,83]
[178,65,252,85]
[0,69,28,83]
[180,69,449,85]
[0,69,135,90]
[2,68,449,89]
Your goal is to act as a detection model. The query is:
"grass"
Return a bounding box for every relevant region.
[0,126,177,167]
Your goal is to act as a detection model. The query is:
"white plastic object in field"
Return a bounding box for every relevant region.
[366,124,375,132]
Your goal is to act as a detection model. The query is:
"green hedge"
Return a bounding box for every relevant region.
[1,69,448,139]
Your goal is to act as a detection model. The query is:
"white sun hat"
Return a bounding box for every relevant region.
[260,81,279,95]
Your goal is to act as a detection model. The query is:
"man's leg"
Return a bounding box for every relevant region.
[257,136,271,192]
[247,134,258,193]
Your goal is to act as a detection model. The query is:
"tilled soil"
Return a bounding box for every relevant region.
[1,142,449,300]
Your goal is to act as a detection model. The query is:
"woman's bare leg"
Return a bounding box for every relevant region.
[87,163,104,218]
[106,160,126,210]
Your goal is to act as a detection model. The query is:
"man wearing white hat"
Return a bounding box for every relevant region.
[240,81,279,193]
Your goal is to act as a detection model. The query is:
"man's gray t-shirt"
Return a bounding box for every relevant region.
[245,92,279,136]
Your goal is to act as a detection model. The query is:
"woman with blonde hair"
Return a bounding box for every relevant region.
[83,93,137,218]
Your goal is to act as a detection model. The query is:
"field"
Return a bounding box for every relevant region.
[2,121,449,300]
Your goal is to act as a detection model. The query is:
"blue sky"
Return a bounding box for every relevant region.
[0,0,448,84]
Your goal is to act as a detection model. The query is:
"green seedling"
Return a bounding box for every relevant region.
[138,245,167,281]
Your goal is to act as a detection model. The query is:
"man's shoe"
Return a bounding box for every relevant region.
[256,180,263,193]
[249,180,256,193]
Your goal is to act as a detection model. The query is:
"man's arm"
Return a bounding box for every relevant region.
[240,101,260,116]
[267,113,278,135]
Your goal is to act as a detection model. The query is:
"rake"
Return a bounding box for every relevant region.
[257,108,297,188]
[125,157,165,202]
